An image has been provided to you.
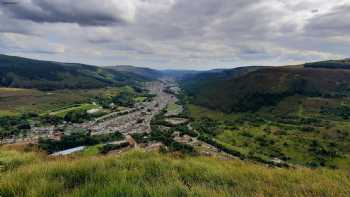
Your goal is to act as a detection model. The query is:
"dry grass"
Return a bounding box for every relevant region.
[0,148,349,197]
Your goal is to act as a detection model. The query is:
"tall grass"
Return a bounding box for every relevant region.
[0,149,40,171]
[0,149,349,197]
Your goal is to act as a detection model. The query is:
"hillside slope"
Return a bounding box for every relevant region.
[181,60,350,169]
[181,66,263,99]
[0,149,349,197]
[0,54,147,90]
[181,61,350,112]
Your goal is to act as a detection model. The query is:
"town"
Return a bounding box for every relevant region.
[0,78,203,156]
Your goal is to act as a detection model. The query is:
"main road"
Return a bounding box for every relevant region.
[85,79,178,136]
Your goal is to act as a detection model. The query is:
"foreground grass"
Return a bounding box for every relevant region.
[0,149,349,197]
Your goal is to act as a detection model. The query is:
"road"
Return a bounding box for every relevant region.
[86,80,177,135]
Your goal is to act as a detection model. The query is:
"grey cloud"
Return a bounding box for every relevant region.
[0,0,348,69]
[305,5,350,36]
[1,0,135,26]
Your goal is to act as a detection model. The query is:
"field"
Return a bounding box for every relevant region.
[188,104,239,121]
[166,102,183,116]
[0,87,123,117]
[188,95,350,169]
[48,104,98,117]
[0,147,349,197]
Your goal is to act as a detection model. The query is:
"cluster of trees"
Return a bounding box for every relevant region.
[150,127,196,155]
[39,132,124,153]
[112,92,135,107]
[306,140,339,168]
[64,110,92,123]
[321,105,350,119]
[0,116,31,138]
[131,133,149,144]
[276,115,321,125]
[150,110,197,155]
[99,142,129,154]
[192,117,220,136]
[40,115,64,125]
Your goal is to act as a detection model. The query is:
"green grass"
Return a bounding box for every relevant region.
[48,103,97,117]
[0,110,19,117]
[167,102,182,113]
[134,97,147,102]
[188,104,239,121]
[0,149,42,171]
[79,145,103,156]
[0,149,349,197]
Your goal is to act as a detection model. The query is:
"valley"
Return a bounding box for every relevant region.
[1,1,350,195]
[1,55,350,196]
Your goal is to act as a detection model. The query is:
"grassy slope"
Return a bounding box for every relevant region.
[188,100,350,169]
[0,149,349,197]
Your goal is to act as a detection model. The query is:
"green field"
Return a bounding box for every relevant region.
[0,87,123,117]
[188,104,239,121]
[134,96,147,102]
[0,148,349,197]
[48,103,98,117]
[166,102,182,114]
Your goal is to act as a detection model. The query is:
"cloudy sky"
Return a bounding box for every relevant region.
[0,0,349,70]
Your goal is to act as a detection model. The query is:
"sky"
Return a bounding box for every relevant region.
[0,0,349,70]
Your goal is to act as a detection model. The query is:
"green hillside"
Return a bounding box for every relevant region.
[181,62,350,113]
[181,66,263,102]
[0,54,148,90]
[0,148,349,197]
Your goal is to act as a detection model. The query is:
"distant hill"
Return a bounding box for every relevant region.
[0,54,148,90]
[180,60,350,112]
[107,65,163,80]
[304,59,350,69]
[160,69,202,79]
